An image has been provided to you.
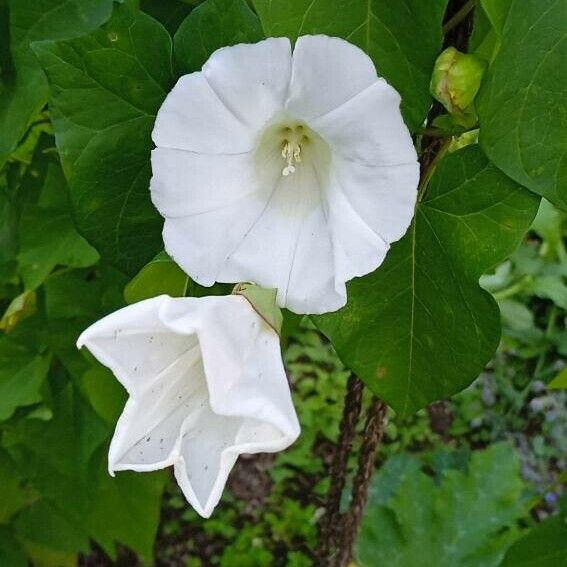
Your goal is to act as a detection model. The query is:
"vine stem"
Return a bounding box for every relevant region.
[443,0,477,34]
[316,375,364,565]
[334,397,387,567]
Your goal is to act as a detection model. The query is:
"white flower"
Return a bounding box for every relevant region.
[151,35,419,315]
[77,294,299,518]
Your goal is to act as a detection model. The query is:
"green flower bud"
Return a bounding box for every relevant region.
[430,47,486,124]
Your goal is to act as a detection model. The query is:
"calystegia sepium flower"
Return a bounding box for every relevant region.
[78,293,299,517]
[151,35,419,314]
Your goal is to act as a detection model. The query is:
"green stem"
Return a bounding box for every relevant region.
[417,139,451,201]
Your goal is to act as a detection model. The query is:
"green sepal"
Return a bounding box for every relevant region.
[233,283,283,336]
[430,47,486,125]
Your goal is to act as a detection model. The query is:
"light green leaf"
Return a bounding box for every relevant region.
[80,364,126,425]
[17,204,99,290]
[0,0,114,166]
[124,251,188,304]
[174,0,263,74]
[316,146,539,414]
[251,0,448,130]
[34,4,174,274]
[478,0,567,209]
[356,443,529,566]
[548,366,567,390]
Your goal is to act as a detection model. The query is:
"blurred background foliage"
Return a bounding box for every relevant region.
[1,0,566,565]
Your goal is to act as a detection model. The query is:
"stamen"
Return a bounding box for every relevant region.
[281,140,302,177]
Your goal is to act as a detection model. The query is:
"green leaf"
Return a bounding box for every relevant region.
[251,0,448,130]
[316,146,539,414]
[470,0,512,62]
[4,381,109,520]
[140,0,193,34]
[174,0,263,74]
[17,204,99,290]
[43,267,128,375]
[478,0,567,209]
[548,366,567,390]
[86,448,167,561]
[499,510,567,566]
[356,443,529,566]
[0,448,33,523]
[34,4,174,274]
[0,527,27,567]
[14,499,89,555]
[0,0,114,166]
[0,334,50,421]
[124,251,189,304]
[80,364,127,425]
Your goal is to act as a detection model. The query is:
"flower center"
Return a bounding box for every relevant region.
[254,117,331,186]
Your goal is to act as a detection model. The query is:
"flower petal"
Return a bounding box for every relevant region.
[333,157,419,243]
[151,147,260,218]
[203,37,291,130]
[152,72,255,154]
[76,296,195,394]
[108,344,205,474]
[78,295,299,518]
[287,35,378,120]
[170,295,299,516]
[311,80,417,166]
[326,170,390,284]
[162,192,269,287]
[215,167,344,314]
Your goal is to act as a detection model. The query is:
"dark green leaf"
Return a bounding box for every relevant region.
[469,0,512,62]
[478,0,567,209]
[0,526,27,567]
[14,499,89,555]
[140,0,193,34]
[500,510,567,566]
[4,380,109,519]
[316,146,539,414]
[174,0,263,74]
[0,334,49,421]
[0,448,33,523]
[251,0,448,130]
[17,204,99,290]
[34,4,174,274]
[86,448,167,561]
[0,0,114,166]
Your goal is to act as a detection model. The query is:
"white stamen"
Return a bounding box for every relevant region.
[281,140,302,176]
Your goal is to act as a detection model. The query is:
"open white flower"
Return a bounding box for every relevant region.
[77,294,299,518]
[151,35,419,314]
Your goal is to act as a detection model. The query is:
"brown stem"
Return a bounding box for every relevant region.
[334,397,387,567]
[442,0,476,34]
[316,375,364,564]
